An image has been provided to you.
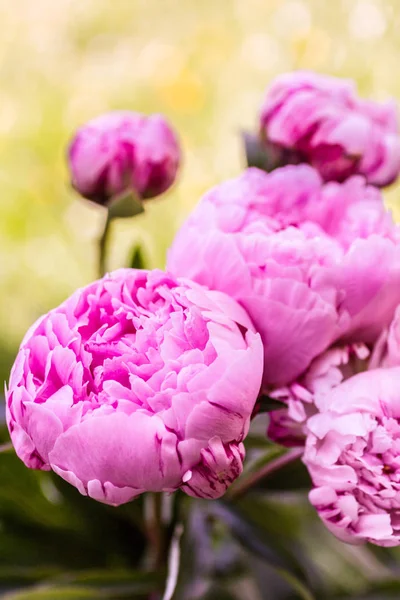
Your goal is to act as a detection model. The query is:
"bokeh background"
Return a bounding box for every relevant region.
[3,0,400,386]
[2,2,400,598]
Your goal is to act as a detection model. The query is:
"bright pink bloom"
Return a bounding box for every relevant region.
[267,343,369,447]
[168,166,400,386]
[260,71,400,186]
[369,306,400,370]
[68,111,180,203]
[268,307,400,449]
[6,269,263,505]
[304,367,400,546]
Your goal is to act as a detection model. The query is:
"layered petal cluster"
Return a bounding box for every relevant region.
[168,166,400,386]
[368,306,400,370]
[6,269,263,505]
[260,71,400,186]
[304,368,400,546]
[68,111,180,204]
[268,343,370,447]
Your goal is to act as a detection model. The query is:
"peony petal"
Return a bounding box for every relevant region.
[49,412,182,493]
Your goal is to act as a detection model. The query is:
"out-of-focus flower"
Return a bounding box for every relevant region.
[168,166,400,386]
[67,111,181,205]
[267,343,370,447]
[6,269,262,506]
[369,305,400,369]
[259,71,400,186]
[304,367,400,546]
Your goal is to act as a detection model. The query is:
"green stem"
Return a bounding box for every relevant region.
[227,447,304,500]
[0,442,13,453]
[145,493,165,571]
[144,493,167,600]
[98,212,111,278]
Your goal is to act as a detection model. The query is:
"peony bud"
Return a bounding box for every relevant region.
[67,111,181,207]
[258,71,400,186]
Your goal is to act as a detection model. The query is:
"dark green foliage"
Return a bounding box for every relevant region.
[0,418,399,599]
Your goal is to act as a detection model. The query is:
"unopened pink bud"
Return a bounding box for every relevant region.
[67,111,181,205]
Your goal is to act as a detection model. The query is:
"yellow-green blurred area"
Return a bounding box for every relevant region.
[1,0,400,380]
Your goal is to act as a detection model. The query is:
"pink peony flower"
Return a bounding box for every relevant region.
[259,71,400,186]
[304,367,400,546]
[6,269,263,506]
[168,166,400,386]
[267,343,370,447]
[369,305,400,370]
[268,307,400,450]
[67,111,180,204]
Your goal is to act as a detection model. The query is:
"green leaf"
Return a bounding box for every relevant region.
[242,131,272,171]
[211,497,321,599]
[367,580,400,594]
[201,588,238,600]
[334,579,400,599]
[108,189,144,220]
[210,501,302,575]
[256,458,311,492]
[54,568,163,590]
[243,434,276,450]
[2,587,100,600]
[229,445,286,492]
[0,452,147,571]
[255,394,287,414]
[129,244,147,270]
[0,567,62,587]
[2,570,163,600]
[171,501,244,600]
[277,570,315,600]
[242,130,302,173]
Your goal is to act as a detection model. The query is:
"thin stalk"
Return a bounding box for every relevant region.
[228,447,304,500]
[0,442,13,453]
[145,493,166,572]
[98,212,111,278]
[144,493,167,600]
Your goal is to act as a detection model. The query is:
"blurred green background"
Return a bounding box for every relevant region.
[2,0,400,384]
[2,2,400,598]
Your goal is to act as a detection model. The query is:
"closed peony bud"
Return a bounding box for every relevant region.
[67,111,180,207]
[259,71,400,186]
[6,269,262,506]
[168,165,400,387]
[304,367,400,546]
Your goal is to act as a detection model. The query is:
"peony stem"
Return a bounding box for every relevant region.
[98,211,111,278]
[228,447,304,500]
[145,493,166,572]
[0,442,13,453]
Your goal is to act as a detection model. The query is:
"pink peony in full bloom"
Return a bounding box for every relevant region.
[268,307,400,449]
[259,71,400,186]
[168,166,400,386]
[6,269,263,506]
[267,343,370,447]
[304,367,400,546]
[67,111,180,204]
